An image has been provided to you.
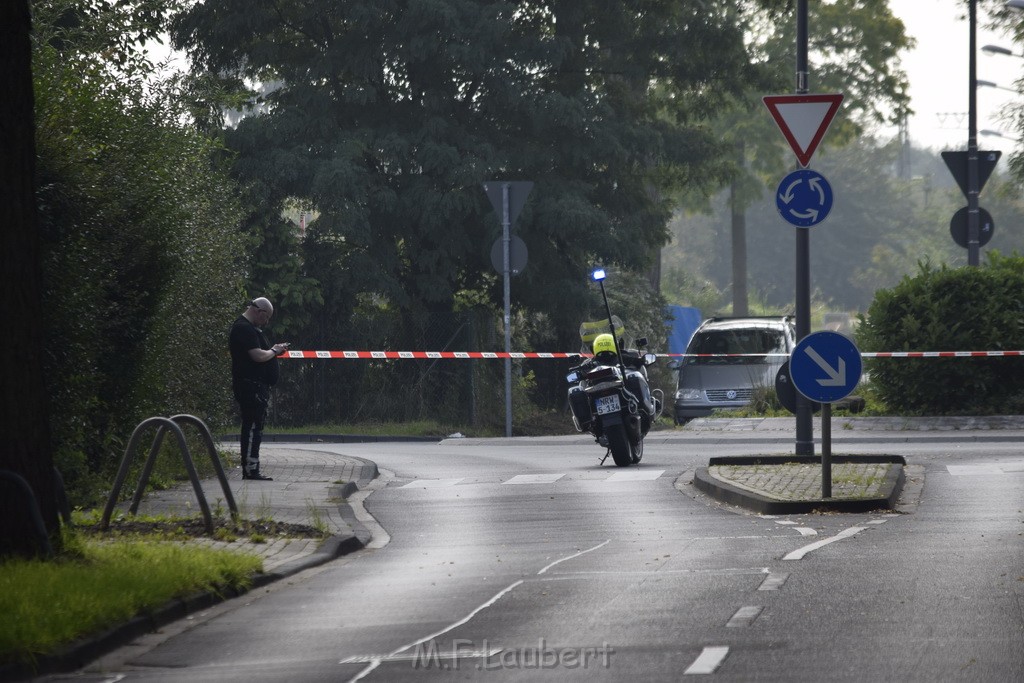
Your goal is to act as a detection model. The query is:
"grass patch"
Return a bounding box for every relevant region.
[72,510,327,542]
[0,512,327,668]
[0,533,262,668]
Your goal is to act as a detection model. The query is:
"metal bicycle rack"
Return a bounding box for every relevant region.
[101,414,238,534]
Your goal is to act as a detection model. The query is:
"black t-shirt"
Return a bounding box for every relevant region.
[229,316,279,386]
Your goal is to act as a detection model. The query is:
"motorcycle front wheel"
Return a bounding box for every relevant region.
[605,424,634,467]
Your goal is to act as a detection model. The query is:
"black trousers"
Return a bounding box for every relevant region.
[234,381,269,475]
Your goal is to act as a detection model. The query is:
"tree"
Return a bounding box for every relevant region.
[31,0,248,503]
[691,0,913,315]
[0,0,59,558]
[170,1,796,420]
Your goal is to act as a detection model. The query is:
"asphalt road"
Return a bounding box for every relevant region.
[61,435,1024,682]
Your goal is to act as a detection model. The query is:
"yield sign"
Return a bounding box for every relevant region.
[763,93,844,167]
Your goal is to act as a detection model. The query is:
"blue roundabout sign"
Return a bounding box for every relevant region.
[776,169,834,228]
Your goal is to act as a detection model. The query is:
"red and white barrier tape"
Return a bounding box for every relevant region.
[862,350,1024,358]
[279,350,1024,360]
[281,350,585,359]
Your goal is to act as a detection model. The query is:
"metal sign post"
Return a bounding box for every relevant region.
[763,0,846,457]
[483,181,533,437]
[790,332,863,499]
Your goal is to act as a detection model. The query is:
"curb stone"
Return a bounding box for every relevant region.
[693,454,907,515]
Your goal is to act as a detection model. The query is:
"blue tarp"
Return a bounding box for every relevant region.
[666,305,702,354]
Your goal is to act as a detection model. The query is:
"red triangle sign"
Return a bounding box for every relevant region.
[763,94,844,167]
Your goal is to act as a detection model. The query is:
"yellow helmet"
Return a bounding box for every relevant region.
[592,333,616,356]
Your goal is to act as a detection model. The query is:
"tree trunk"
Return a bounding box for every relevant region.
[0,0,60,558]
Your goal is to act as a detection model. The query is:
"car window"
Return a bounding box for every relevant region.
[685,328,786,365]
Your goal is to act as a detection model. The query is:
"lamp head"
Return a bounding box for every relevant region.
[982,44,1014,56]
[592,268,606,282]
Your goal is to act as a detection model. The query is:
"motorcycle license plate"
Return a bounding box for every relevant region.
[595,394,621,415]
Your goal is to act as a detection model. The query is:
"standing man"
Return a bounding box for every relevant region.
[229,297,289,481]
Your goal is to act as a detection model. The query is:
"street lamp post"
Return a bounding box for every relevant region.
[967,0,982,267]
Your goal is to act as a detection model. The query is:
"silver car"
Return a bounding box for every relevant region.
[671,316,796,424]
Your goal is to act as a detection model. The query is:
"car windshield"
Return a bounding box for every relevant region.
[685,328,786,365]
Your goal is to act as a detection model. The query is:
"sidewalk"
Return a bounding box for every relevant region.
[126,447,379,575]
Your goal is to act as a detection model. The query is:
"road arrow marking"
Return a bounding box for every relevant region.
[804,346,846,386]
[784,526,867,561]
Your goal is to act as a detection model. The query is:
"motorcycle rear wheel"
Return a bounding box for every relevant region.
[632,436,643,464]
[605,424,634,467]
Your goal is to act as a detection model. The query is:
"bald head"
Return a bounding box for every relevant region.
[244,297,274,326]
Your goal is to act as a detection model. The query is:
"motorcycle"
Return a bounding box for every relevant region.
[566,335,664,467]
[566,269,665,466]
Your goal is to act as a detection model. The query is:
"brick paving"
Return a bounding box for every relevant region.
[710,462,891,501]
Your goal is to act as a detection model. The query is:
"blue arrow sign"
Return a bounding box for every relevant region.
[776,169,833,228]
[790,331,862,403]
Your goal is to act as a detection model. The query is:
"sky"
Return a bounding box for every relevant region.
[882,0,1023,155]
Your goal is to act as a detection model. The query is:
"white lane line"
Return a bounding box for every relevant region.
[605,469,665,481]
[538,567,770,579]
[344,542,617,681]
[537,540,610,575]
[758,572,790,591]
[684,646,730,675]
[947,464,1004,475]
[345,580,524,681]
[947,460,1024,475]
[783,526,868,561]
[726,606,764,628]
[504,473,565,485]
[400,478,464,488]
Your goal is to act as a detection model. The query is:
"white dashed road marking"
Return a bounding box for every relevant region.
[758,572,790,591]
[726,606,763,628]
[605,469,665,481]
[948,464,1008,475]
[400,478,464,488]
[503,474,566,485]
[397,471,673,488]
[684,646,730,675]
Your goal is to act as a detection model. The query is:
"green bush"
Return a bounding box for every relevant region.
[857,254,1024,415]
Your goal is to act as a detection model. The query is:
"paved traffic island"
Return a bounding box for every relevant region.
[694,454,906,514]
